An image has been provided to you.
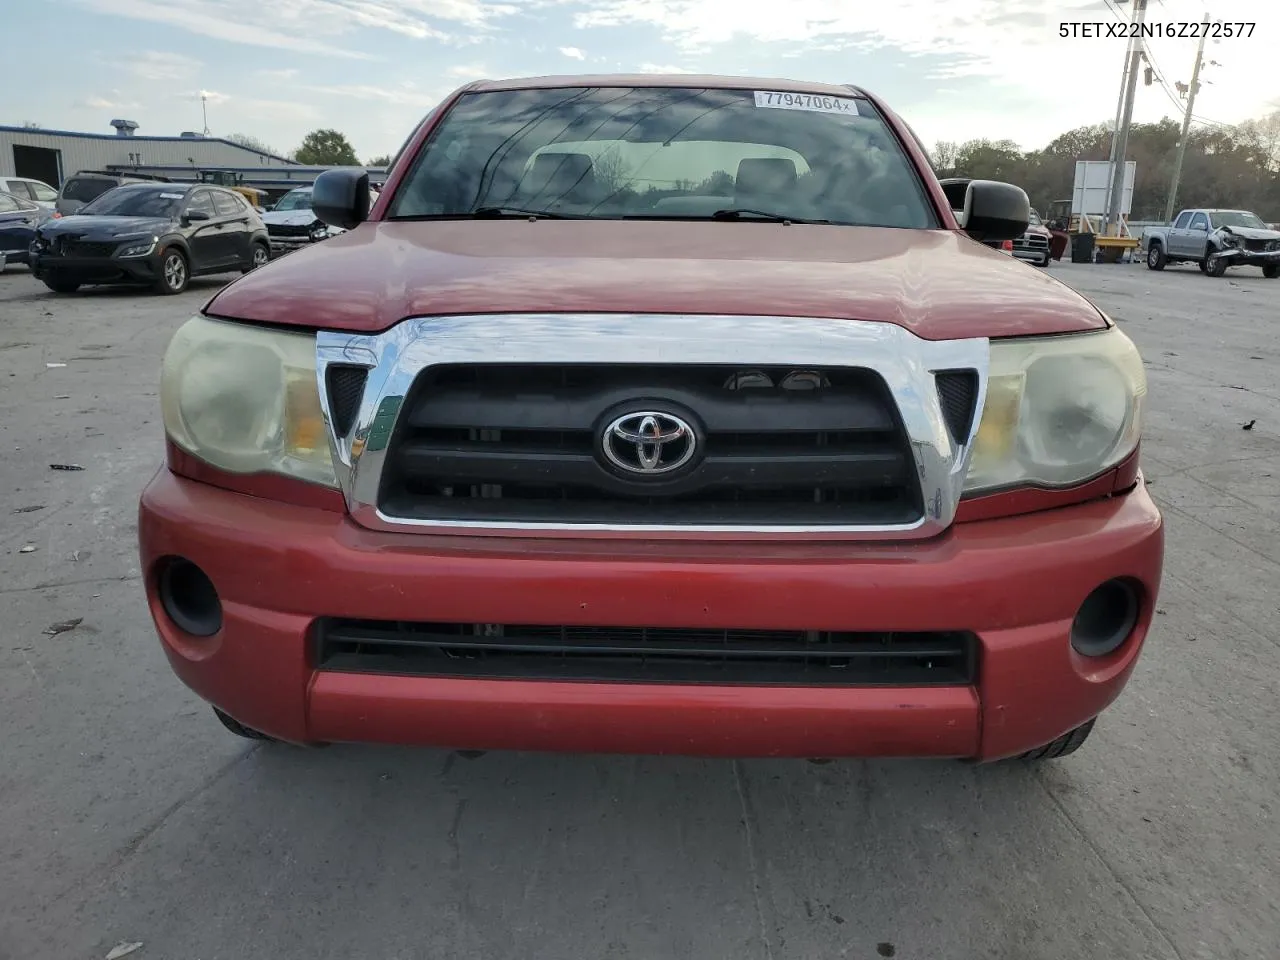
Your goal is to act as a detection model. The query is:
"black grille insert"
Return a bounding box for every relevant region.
[379,364,923,526]
[315,619,977,686]
[325,365,368,437]
[935,370,979,445]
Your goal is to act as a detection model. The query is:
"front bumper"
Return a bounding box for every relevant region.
[31,251,161,284]
[1214,246,1280,266]
[267,235,323,256]
[138,470,1164,761]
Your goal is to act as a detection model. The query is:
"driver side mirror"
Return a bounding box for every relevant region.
[957,180,1029,243]
[183,210,210,223]
[313,169,370,231]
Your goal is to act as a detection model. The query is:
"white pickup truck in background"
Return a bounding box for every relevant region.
[1142,208,1280,278]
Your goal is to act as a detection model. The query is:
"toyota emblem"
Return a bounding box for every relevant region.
[601,411,697,476]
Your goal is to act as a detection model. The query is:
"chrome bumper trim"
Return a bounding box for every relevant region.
[316,314,990,540]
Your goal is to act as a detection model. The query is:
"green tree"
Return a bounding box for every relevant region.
[366,154,393,167]
[294,129,360,165]
[226,132,281,157]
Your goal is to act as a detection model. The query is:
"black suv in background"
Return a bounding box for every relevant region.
[31,183,271,295]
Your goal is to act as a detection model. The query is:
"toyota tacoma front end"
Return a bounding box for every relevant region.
[139,75,1163,762]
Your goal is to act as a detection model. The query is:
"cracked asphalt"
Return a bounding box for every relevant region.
[1,257,1277,960]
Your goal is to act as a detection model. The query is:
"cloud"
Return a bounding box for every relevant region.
[447,63,491,78]
[638,63,692,74]
[305,83,451,108]
[73,0,525,53]
[76,92,141,110]
[257,68,300,81]
[124,50,201,82]
[559,45,586,59]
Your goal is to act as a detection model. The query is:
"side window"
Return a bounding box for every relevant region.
[1173,211,1192,229]
[31,182,58,202]
[1188,212,1208,231]
[6,181,34,200]
[211,190,241,216]
[0,193,19,212]
[186,190,216,217]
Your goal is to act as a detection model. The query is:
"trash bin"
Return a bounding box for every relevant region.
[1070,233,1096,264]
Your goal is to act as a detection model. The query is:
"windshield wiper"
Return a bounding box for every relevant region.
[710,208,829,224]
[388,207,587,222]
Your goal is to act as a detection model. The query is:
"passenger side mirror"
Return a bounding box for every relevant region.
[957,180,1029,243]
[313,169,370,231]
[184,210,210,223]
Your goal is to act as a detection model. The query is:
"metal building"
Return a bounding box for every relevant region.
[0,119,297,187]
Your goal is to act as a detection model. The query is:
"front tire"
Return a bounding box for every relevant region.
[243,242,269,274]
[154,248,189,295]
[1207,253,1228,277]
[42,276,80,294]
[1263,264,1279,279]
[1146,243,1166,270]
[213,707,276,741]
[1016,718,1096,761]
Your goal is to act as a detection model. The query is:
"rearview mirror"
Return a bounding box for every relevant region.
[957,180,1030,243]
[313,169,370,231]
[184,210,210,223]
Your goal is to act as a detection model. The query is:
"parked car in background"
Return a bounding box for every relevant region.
[140,74,1162,765]
[31,182,269,294]
[3,176,59,212]
[262,186,344,256]
[1011,208,1052,266]
[0,191,48,266]
[1143,208,1280,278]
[54,169,172,217]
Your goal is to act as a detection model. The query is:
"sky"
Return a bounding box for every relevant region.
[6,0,1279,161]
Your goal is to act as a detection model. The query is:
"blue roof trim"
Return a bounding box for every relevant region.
[0,125,296,163]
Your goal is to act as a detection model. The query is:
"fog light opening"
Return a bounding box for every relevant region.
[1071,579,1140,658]
[158,557,223,638]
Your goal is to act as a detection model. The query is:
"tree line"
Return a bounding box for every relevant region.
[226,129,389,167]
[931,111,1280,221]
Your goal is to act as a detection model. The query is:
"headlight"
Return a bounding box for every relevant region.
[309,222,329,241]
[117,238,157,258]
[160,316,337,488]
[963,327,1145,494]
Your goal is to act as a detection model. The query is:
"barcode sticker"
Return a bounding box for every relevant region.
[160,192,185,199]
[754,91,859,115]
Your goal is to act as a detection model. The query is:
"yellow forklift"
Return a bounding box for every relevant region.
[197,170,266,211]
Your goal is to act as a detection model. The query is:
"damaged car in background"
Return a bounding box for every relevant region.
[262,186,345,257]
[1143,207,1280,277]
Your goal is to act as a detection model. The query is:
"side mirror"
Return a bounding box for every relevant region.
[313,169,370,231]
[184,210,210,223]
[957,180,1029,243]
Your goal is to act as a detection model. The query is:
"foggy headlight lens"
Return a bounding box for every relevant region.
[964,327,1145,494]
[160,316,337,488]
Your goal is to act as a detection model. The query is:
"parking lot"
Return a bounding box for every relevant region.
[1,258,1277,960]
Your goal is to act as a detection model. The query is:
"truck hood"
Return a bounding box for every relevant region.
[205,220,1109,340]
[1219,225,1280,242]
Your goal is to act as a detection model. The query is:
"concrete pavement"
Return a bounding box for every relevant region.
[1,258,1276,960]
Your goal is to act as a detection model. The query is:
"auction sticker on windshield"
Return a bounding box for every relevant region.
[160,193,185,199]
[753,91,859,115]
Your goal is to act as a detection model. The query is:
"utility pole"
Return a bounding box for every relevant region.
[1163,14,1211,223]
[1104,0,1148,237]
[201,93,210,137]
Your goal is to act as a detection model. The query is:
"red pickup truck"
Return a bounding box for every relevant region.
[139,75,1163,762]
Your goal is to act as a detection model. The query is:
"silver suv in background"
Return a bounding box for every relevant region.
[3,177,59,212]
[55,170,172,217]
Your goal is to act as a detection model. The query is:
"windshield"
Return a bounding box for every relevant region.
[63,178,117,203]
[80,188,184,218]
[389,86,938,228]
[274,189,313,212]
[1028,209,1042,225]
[1211,211,1267,229]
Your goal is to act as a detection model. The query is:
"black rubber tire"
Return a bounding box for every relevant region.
[1207,253,1228,277]
[43,276,80,294]
[154,248,190,295]
[1016,718,1096,761]
[1146,243,1166,271]
[1198,258,1208,273]
[1263,264,1279,279]
[1036,252,1050,267]
[213,707,276,741]
[242,242,269,274]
